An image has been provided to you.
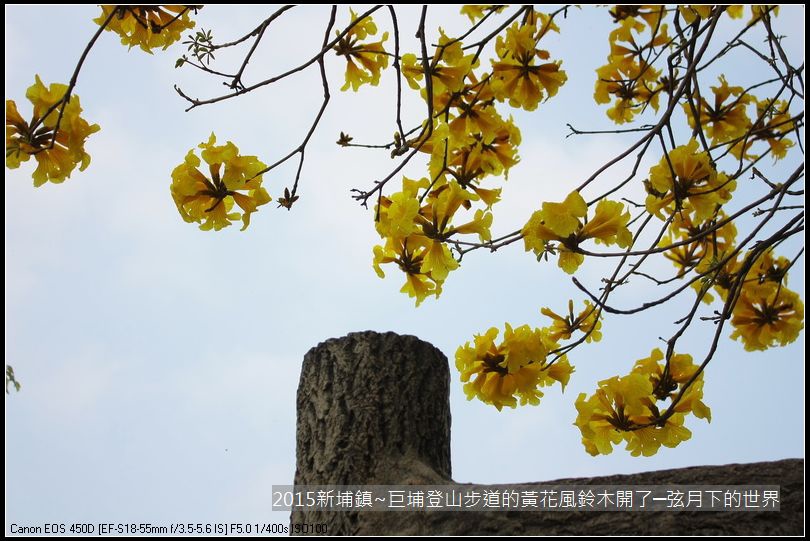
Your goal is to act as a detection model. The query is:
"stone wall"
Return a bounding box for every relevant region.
[291,331,804,535]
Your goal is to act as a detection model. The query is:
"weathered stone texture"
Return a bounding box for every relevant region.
[292,331,451,533]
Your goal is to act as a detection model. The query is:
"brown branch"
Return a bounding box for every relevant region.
[29,7,117,149]
[174,6,383,111]
[228,6,296,90]
[250,6,337,198]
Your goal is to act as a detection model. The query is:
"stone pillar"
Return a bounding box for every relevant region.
[291,331,451,534]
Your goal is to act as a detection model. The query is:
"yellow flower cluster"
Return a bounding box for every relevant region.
[6,76,100,187]
[731,281,804,352]
[170,134,271,231]
[645,138,735,222]
[729,98,796,162]
[609,5,665,28]
[370,8,567,305]
[334,10,389,91]
[575,348,710,456]
[456,300,599,410]
[726,250,804,351]
[372,177,492,305]
[660,210,738,304]
[678,5,776,25]
[649,135,802,352]
[95,5,197,53]
[604,6,796,161]
[456,324,573,411]
[522,190,633,274]
[460,5,506,24]
[594,13,668,124]
[490,12,568,112]
[650,140,802,350]
[401,30,475,109]
[662,212,737,273]
[683,76,753,145]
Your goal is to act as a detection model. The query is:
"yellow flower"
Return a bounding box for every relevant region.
[679,5,744,23]
[523,191,632,274]
[646,138,735,221]
[543,356,574,391]
[730,99,795,161]
[539,190,589,237]
[373,236,441,306]
[170,133,271,231]
[334,10,389,91]
[402,31,476,102]
[595,14,667,124]
[573,392,621,456]
[491,16,567,111]
[749,5,779,23]
[446,78,503,143]
[375,189,420,243]
[748,249,792,287]
[608,18,669,73]
[581,199,634,247]
[6,76,100,187]
[415,181,490,280]
[452,118,522,178]
[594,60,662,124]
[459,5,505,23]
[555,251,585,275]
[684,76,752,144]
[400,53,424,90]
[541,300,603,343]
[430,106,505,204]
[704,254,743,303]
[664,211,737,269]
[423,180,473,229]
[574,373,653,456]
[609,5,666,29]
[470,185,501,208]
[372,177,497,303]
[575,349,710,457]
[420,239,459,282]
[730,282,804,351]
[453,209,493,241]
[410,120,450,170]
[633,348,711,422]
[659,210,738,303]
[455,324,571,411]
[624,414,693,457]
[678,5,713,24]
[95,5,197,53]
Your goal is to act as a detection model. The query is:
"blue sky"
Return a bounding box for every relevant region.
[5,5,804,532]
